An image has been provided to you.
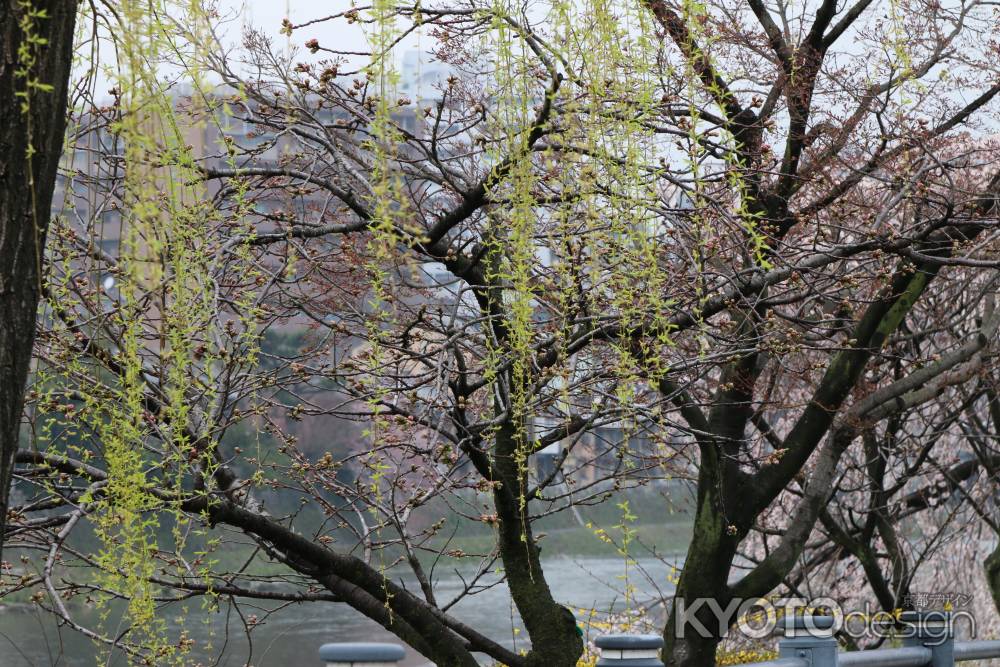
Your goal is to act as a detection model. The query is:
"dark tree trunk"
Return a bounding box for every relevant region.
[662,482,742,667]
[0,0,77,563]
[985,544,1000,617]
[493,420,584,667]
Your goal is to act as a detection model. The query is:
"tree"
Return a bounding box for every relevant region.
[743,319,1000,649]
[0,0,77,564]
[5,0,1000,666]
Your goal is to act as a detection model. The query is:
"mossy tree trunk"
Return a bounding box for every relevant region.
[0,0,77,562]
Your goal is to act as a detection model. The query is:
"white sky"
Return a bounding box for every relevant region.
[230,0,371,55]
[84,0,426,99]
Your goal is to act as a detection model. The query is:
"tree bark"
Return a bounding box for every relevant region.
[662,475,743,667]
[492,420,583,667]
[985,545,1000,617]
[0,0,77,563]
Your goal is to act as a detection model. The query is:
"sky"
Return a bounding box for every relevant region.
[84,0,428,99]
[228,0,370,55]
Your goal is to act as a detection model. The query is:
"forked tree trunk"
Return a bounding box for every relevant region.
[0,0,77,563]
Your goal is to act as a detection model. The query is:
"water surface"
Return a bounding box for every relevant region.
[0,555,680,666]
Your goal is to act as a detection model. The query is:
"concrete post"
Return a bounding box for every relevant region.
[318,643,406,667]
[595,634,665,667]
[900,611,953,667]
[779,616,838,667]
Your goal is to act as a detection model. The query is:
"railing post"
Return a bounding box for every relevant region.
[318,642,406,667]
[900,611,953,667]
[779,616,838,667]
[595,634,665,667]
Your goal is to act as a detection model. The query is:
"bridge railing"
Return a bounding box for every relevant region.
[315,612,1000,667]
[593,613,1000,667]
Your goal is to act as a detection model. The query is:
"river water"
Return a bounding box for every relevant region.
[0,555,680,667]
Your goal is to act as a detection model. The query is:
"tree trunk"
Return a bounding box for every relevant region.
[663,476,741,667]
[0,0,77,563]
[985,544,1000,617]
[493,420,583,667]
